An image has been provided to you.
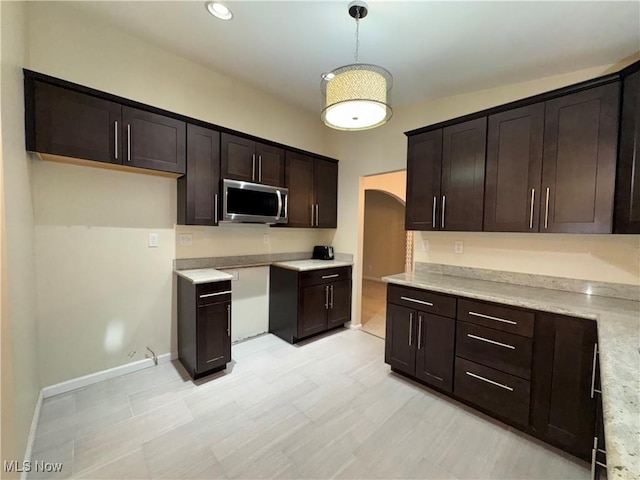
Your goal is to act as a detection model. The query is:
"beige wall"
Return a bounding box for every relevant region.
[363,190,406,280]
[25,2,331,387]
[1,0,40,472]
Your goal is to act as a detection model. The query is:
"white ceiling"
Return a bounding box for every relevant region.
[60,1,640,113]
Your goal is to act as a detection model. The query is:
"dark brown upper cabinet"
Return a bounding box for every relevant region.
[221,133,285,187]
[284,151,338,228]
[540,83,619,234]
[441,118,487,231]
[405,129,442,231]
[177,124,221,226]
[484,104,545,232]
[531,313,598,460]
[615,68,640,233]
[122,107,186,175]
[26,79,186,176]
[29,80,122,165]
[404,118,486,232]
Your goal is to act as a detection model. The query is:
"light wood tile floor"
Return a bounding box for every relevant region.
[29,329,589,480]
[361,279,387,339]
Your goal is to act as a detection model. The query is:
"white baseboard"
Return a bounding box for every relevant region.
[42,352,177,399]
[349,323,363,330]
[21,390,44,480]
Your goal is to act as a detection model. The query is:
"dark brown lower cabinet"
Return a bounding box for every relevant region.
[385,292,456,392]
[385,284,600,462]
[531,312,598,460]
[177,277,231,379]
[268,266,351,344]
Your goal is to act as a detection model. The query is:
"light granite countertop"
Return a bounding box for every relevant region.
[272,259,354,271]
[383,271,640,480]
[175,268,233,284]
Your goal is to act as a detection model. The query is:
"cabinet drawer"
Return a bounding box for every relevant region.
[457,298,534,337]
[300,267,351,287]
[387,284,456,318]
[456,321,533,380]
[455,357,530,426]
[196,281,232,305]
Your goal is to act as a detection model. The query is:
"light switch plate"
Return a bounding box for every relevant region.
[422,239,430,252]
[231,270,239,281]
[263,234,270,245]
[454,240,464,254]
[148,233,159,248]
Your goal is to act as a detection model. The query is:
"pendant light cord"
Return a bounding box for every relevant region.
[354,7,360,63]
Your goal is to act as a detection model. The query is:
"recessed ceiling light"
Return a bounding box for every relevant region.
[205,1,233,20]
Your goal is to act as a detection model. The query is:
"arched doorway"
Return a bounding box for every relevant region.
[361,189,410,338]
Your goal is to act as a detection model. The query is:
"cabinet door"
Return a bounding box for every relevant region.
[314,159,338,228]
[531,313,598,459]
[615,70,640,233]
[540,83,619,233]
[179,124,220,225]
[122,107,186,174]
[441,118,487,231]
[299,284,329,339]
[384,304,416,376]
[415,312,455,392]
[327,280,351,328]
[221,133,256,183]
[485,104,544,232]
[285,151,315,227]
[196,302,231,373]
[256,143,285,187]
[405,130,442,230]
[31,81,121,164]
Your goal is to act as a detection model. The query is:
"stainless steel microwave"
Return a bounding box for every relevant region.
[221,179,288,224]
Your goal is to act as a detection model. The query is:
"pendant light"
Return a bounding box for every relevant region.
[321,1,393,131]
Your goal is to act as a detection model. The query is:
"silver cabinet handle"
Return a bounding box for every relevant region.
[590,343,598,399]
[591,437,597,480]
[199,290,232,299]
[322,274,339,279]
[330,285,334,308]
[417,315,423,350]
[127,124,131,162]
[441,195,446,229]
[425,372,444,382]
[467,333,515,350]
[114,121,118,160]
[529,188,535,229]
[400,296,433,307]
[465,371,513,391]
[206,355,224,364]
[409,313,413,346]
[315,204,319,227]
[252,154,256,181]
[214,193,219,224]
[227,304,231,336]
[325,285,329,309]
[432,196,437,229]
[468,311,517,326]
[311,204,314,227]
[544,187,550,229]
[258,155,262,183]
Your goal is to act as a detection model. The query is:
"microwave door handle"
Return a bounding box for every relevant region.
[276,190,282,220]
[284,192,288,219]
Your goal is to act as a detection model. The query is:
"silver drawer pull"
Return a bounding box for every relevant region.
[199,290,232,298]
[206,355,224,364]
[468,311,517,325]
[467,333,515,350]
[322,274,339,279]
[400,296,433,307]
[425,372,443,382]
[465,371,513,391]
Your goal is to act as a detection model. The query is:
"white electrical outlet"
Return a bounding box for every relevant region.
[179,233,193,246]
[454,240,464,254]
[148,233,159,248]
[422,239,430,252]
[263,234,270,245]
[231,270,239,281]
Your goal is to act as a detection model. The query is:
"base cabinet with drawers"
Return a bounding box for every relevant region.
[385,283,599,461]
[269,266,351,344]
[177,277,232,379]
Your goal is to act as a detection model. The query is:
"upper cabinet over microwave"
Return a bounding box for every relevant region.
[221,133,285,188]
